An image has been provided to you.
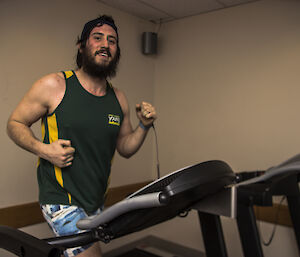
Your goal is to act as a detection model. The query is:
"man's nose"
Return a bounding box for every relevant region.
[101,38,109,48]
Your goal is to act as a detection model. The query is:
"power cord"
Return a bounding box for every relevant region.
[152,124,161,179]
[257,196,286,246]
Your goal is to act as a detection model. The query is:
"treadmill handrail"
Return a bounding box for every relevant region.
[127,164,195,198]
[276,154,300,168]
[0,225,60,257]
[233,162,300,187]
[77,192,166,230]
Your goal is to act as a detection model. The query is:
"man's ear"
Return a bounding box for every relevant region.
[77,42,84,53]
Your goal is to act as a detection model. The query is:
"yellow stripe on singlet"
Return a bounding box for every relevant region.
[107,81,113,88]
[64,70,73,79]
[37,119,47,167]
[47,113,72,204]
[104,155,115,197]
[104,175,111,199]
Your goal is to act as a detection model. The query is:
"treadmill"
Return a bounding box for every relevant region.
[1,155,300,257]
[195,154,300,257]
[0,160,235,257]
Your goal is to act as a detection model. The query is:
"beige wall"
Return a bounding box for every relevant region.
[151,0,300,256]
[0,0,155,208]
[1,0,300,257]
[154,0,300,174]
[0,1,155,255]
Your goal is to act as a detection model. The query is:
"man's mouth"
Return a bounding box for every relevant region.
[95,49,111,58]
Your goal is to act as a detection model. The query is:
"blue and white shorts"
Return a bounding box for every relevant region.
[41,204,101,257]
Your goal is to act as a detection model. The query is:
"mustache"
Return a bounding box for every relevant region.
[95,48,112,57]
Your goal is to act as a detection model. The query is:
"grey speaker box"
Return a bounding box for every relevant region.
[142,32,157,55]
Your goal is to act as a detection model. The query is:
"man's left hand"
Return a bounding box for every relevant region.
[136,101,157,128]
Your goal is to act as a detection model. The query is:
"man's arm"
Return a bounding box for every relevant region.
[7,73,75,168]
[115,88,157,158]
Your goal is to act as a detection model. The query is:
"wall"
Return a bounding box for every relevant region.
[154,0,300,173]
[1,0,300,257]
[152,0,300,256]
[0,0,155,209]
[0,1,155,256]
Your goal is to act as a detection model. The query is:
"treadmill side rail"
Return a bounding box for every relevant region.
[0,226,61,257]
[77,192,166,230]
[193,186,237,218]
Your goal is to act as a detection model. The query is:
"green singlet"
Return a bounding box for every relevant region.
[37,70,124,214]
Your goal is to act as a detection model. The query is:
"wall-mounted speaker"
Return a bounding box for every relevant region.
[142,32,157,55]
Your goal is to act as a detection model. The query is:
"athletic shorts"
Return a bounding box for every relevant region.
[41,204,101,257]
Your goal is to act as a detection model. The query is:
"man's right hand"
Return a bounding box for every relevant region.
[42,139,75,168]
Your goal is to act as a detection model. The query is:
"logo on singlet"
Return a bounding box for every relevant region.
[108,114,120,126]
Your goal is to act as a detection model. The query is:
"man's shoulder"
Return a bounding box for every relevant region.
[111,86,129,114]
[40,72,64,85]
[33,72,65,90]
[111,86,126,101]
[29,72,66,104]
[29,72,67,112]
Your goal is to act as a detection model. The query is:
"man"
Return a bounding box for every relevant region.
[7,15,157,257]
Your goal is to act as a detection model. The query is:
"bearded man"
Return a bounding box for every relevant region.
[6,15,157,257]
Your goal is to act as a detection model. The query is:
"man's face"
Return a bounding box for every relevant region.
[80,24,120,79]
[86,24,118,65]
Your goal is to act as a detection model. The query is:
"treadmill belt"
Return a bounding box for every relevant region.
[113,248,161,257]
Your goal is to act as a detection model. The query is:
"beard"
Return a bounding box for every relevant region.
[81,46,120,79]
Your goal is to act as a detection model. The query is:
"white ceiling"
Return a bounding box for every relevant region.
[97,0,260,23]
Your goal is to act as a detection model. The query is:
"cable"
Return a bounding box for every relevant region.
[257,196,286,246]
[178,210,190,218]
[156,19,162,35]
[152,124,161,179]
